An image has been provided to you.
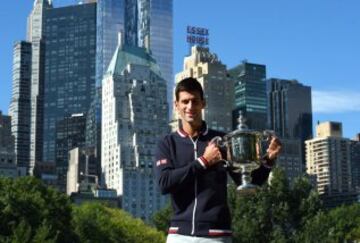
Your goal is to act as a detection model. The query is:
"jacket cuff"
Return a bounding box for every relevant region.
[262,156,276,169]
[197,156,209,169]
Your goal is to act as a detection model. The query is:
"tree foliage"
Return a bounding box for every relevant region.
[72,203,166,243]
[0,176,75,242]
[0,177,165,243]
[229,168,323,243]
[151,203,172,234]
[296,204,360,242]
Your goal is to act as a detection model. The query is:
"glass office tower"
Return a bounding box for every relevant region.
[125,0,173,113]
[268,78,313,165]
[42,3,97,162]
[149,0,173,112]
[9,41,32,171]
[228,61,268,130]
[96,0,125,88]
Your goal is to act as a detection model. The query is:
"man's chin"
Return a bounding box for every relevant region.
[184,117,202,124]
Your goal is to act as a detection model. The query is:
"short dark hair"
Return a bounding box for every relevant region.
[175,77,204,101]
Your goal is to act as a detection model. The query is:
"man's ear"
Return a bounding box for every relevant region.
[202,99,206,109]
[174,100,178,111]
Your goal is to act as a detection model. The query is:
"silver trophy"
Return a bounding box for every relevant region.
[212,112,274,194]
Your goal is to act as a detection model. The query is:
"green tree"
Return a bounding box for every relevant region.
[151,203,173,233]
[297,203,360,242]
[0,177,75,242]
[72,202,166,243]
[229,168,322,243]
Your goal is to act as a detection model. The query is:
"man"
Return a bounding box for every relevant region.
[155,77,281,243]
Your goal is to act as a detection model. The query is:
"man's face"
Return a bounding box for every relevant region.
[175,91,205,124]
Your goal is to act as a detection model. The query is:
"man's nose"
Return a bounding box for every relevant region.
[186,101,194,109]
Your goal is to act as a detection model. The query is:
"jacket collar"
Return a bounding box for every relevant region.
[177,120,208,138]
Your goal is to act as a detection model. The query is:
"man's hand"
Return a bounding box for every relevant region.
[266,136,282,160]
[202,142,222,167]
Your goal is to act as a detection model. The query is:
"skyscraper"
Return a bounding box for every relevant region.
[101,40,169,220]
[273,138,303,184]
[9,41,32,171]
[27,0,53,174]
[351,135,360,192]
[85,0,125,183]
[267,78,312,181]
[55,113,87,192]
[124,0,173,114]
[267,78,312,142]
[174,46,234,132]
[228,61,267,130]
[306,122,352,195]
[147,0,173,108]
[96,0,125,88]
[0,111,18,178]
[267,78,312,166]
[42,3,97,163]
[0,111,15,164]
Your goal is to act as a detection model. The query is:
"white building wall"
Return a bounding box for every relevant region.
[306,137,352,195]
[102,60,168,220]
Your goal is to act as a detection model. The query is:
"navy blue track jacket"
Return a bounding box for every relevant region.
[155,121,272,237]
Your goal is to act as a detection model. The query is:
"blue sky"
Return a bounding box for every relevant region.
[1,0,359,138]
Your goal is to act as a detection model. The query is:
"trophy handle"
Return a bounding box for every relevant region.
[210,136,232,168]
[210,136,225,147]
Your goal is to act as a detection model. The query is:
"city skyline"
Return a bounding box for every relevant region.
[1,0,359,138]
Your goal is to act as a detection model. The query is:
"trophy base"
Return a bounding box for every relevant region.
[236,183,258,195]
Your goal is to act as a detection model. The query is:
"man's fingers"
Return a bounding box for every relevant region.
[268,147,282,160]
[266,137,282,160]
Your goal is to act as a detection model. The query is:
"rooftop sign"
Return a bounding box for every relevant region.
[186,26,209,46]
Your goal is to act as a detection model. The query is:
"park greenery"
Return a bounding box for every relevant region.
[1,168,360,242]
[0,177,165,243]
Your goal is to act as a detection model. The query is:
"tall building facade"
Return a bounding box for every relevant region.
[87,0,125,185]
[174,46,234,132]
[148,0,173,109]
[42,3,97,163]
[96,0,125,88]
[267,79,312,141]
[351,137,360,192]
[306,122,352,195]
[9,41,32,171]
[55,113,87,192]
[267,78,313,178]
[275,138,303,184]
[228,61,267,130]
[0,112,15,163]
[0,111,18,178]
[102,42,169,220]
[27,0,53,174]
[124,0,173,114]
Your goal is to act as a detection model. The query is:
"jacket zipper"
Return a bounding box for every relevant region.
[189,136,199,235]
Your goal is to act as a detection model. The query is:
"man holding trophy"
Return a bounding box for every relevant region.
[155,78,282,243]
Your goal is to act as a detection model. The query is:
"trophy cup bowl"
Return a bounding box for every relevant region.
[225,130,264,193]
[211,112,273,194]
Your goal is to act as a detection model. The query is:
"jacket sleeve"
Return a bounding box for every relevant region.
[250,164,272,186]
[155,137,206,195]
